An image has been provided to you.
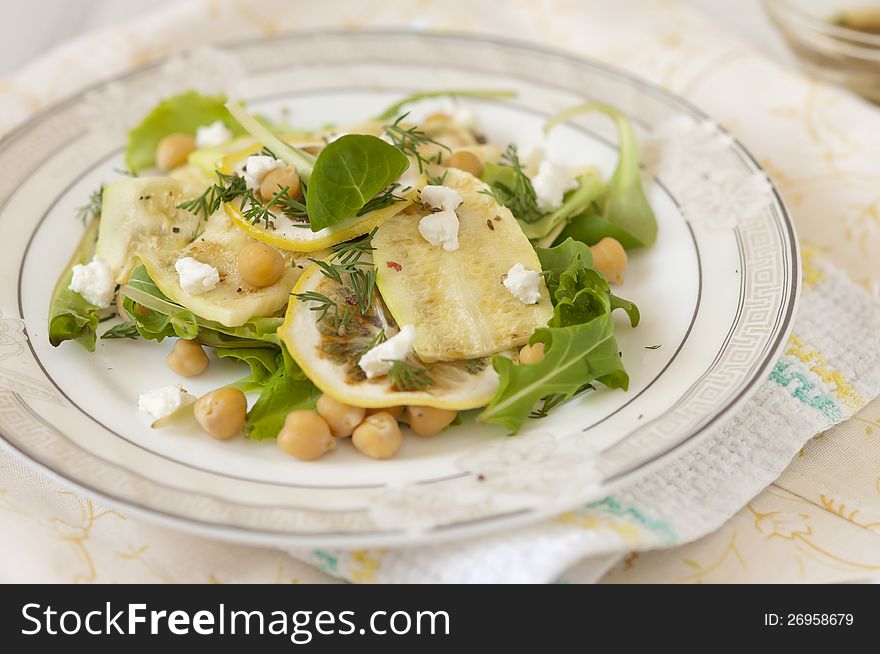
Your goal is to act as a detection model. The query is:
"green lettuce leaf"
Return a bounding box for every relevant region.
[545,102,657,249]
[245,349,321,441]
[48,218,103,351]
[126,91,244,172]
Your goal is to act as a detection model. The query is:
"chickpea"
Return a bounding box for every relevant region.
[351,412,402,459]
[155,132,196,172]
[277,410,336,460]
[194,388,247,440]
[590,237,628,285]
[444,151,483,177]
[238,242,285,288]
[405,406,458,437]
[366,405,404,419]
[316,394,366,437]
[260,165,301,202]
[519,342,545,365]
[166,338,209,377]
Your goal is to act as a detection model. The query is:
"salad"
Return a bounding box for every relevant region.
[49,89,657,461]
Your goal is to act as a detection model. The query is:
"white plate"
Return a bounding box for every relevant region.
[0,31,798,548]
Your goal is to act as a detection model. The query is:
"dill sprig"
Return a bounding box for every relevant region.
[178,170,308,230]
[101,321,140,340]
[483,144,543,223]
[426,169,448,186]
[382,113,451,173]
[388,359,432,392]
[357,184,407,216]
[529,383,594,419]
[177,171,246,220]
[292,291,337,322]
[304,230,379,326]
[76,186,103,223]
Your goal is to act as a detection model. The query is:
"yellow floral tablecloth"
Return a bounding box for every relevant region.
[2,0,880,583]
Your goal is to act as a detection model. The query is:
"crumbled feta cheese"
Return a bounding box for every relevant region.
[175,257,220,295]
[138,385,189,421]
[418,185,463,251]
[68,256,115,308]
[195,120,233,148]
[243,154,283,190]
[531,161,578,212]
[418,209,460,251]
[503,263,542,304]
[421,185,463,211]
[358,325,417,379]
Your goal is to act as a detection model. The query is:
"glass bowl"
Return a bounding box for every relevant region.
[764,0,880,102]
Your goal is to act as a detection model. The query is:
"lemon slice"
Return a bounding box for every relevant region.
[280,260,501,410]
[372,168,553,362]
[140,212,323,327]
[218,144,416,252]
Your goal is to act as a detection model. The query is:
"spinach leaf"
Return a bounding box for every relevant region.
[521,173,606,243]
[48,218,103,351]
[245,349,320,441]
[375,89,515,121]
[478,240,639,433]
[545,102,657,249]
[125,92,244,172]
[305,134,409,232]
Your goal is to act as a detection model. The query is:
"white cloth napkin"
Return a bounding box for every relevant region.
[3,0,880,584]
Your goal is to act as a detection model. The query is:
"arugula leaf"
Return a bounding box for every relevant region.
[521,173,606,243]
[554,209,643,250]
[478,318,625,433]
[245,349,320,441]
[225,101,317,181]
[536,237,593,293]
[49,218,103,351]
[125,92,244,172]
[375,89,515,121]
[545,102,657,249]
[478,239,639,433]
[306,134,409,232]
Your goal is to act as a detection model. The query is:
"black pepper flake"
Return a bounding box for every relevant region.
[172,227,180,233]
[486,219,494,231]
[494,216,502,221]
[236,287,242,293]
[477,474,486,481]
